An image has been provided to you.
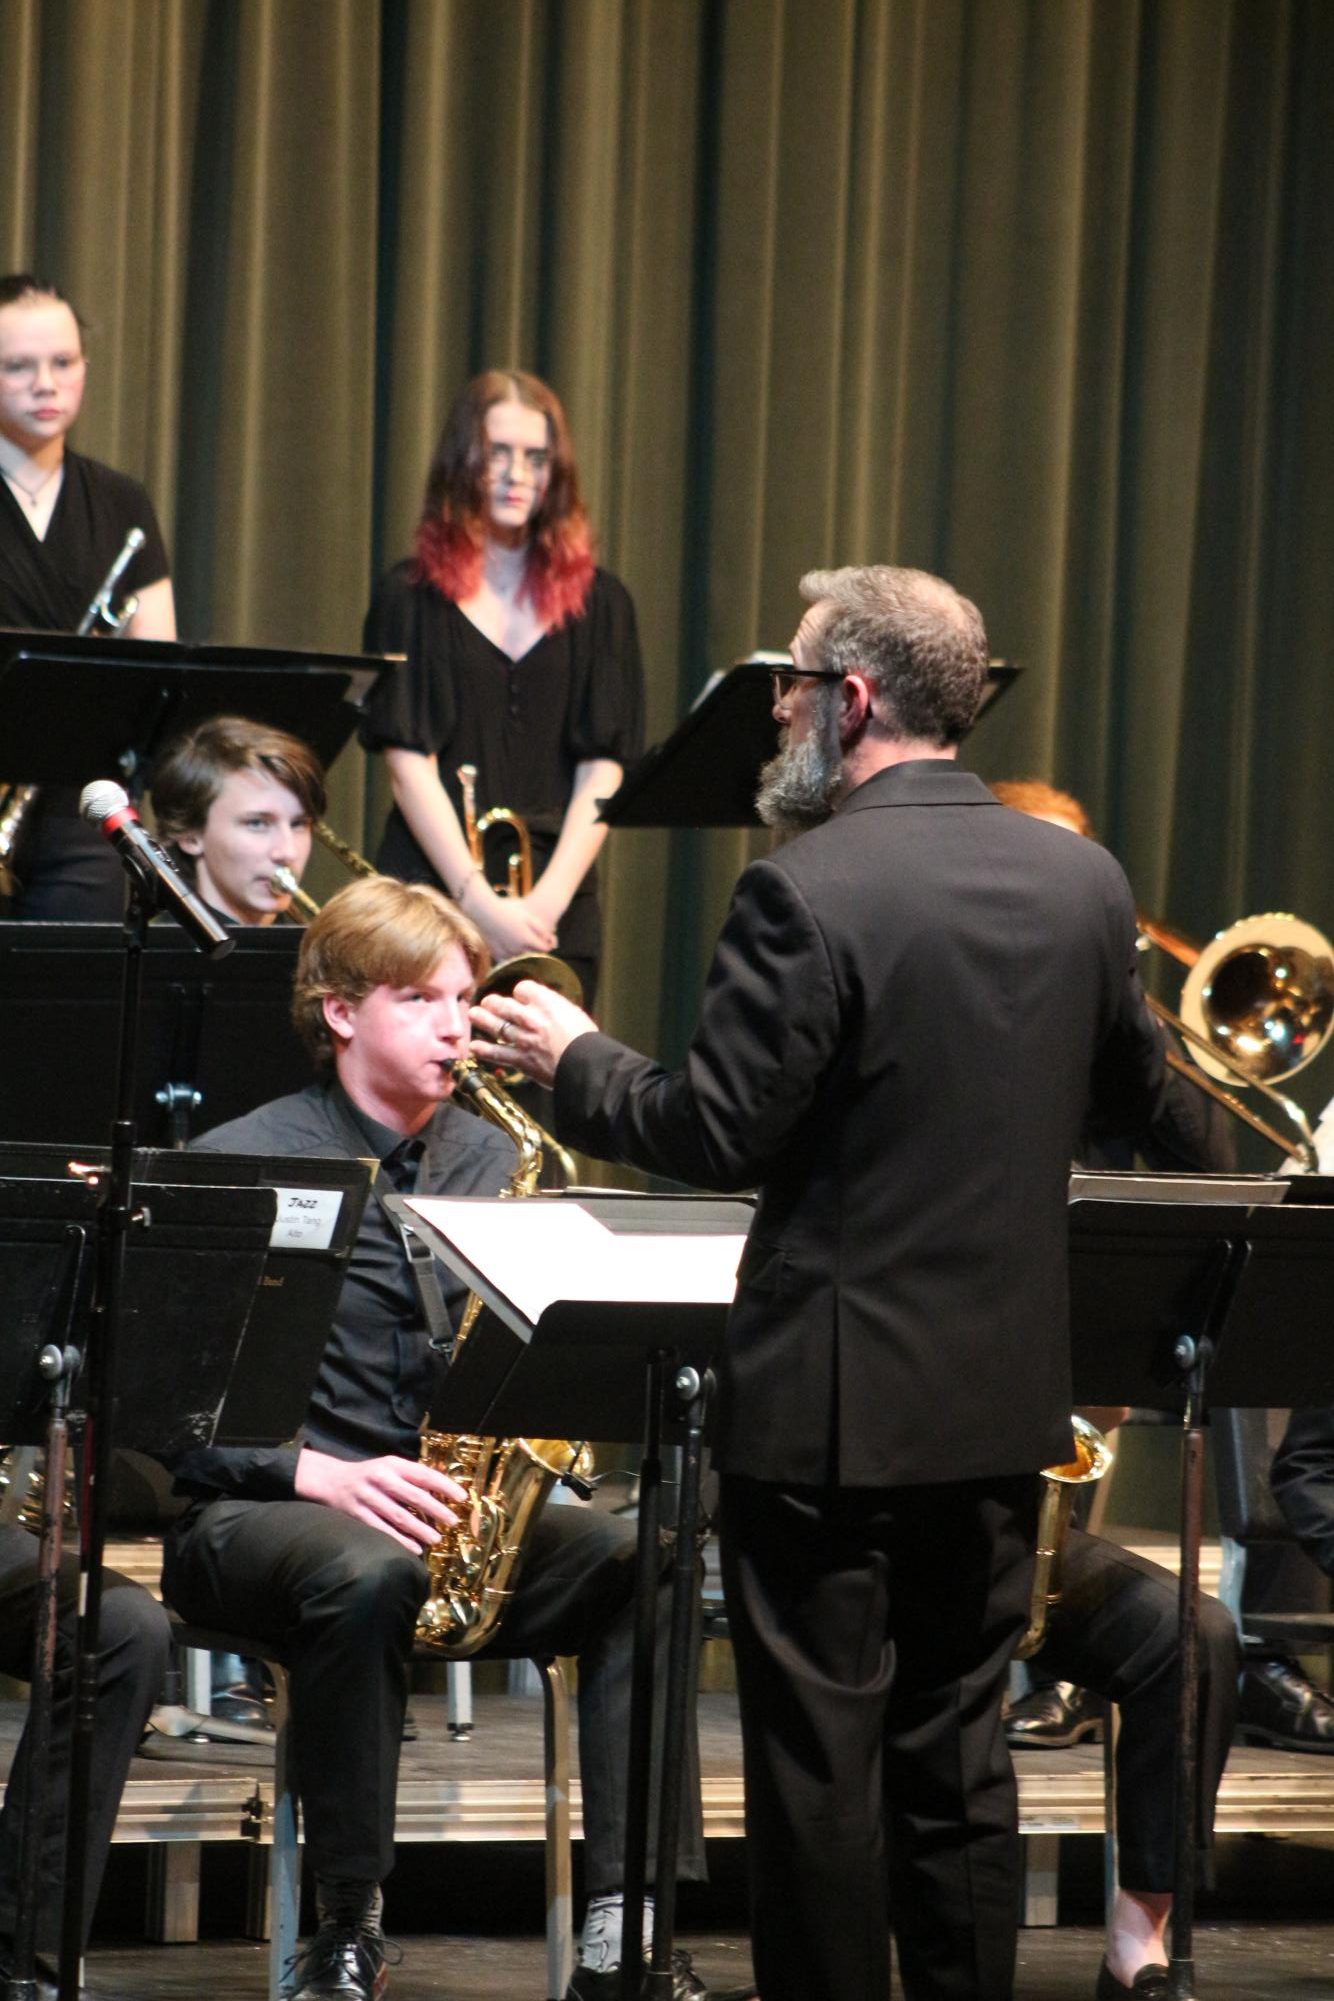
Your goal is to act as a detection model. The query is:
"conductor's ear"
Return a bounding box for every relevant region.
[838,671,875,743]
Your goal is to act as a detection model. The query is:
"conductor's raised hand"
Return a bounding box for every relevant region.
[294,1448,467,1554]
[470,976,597,1090]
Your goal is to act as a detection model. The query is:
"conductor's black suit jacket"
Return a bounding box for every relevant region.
[555,761,1166,1489]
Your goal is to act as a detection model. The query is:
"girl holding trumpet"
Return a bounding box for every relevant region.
[360,370,643,1008]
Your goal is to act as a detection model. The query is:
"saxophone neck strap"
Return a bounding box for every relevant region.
[374,1172,455,1361]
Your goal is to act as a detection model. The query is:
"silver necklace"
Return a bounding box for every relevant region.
[2,461,61,511]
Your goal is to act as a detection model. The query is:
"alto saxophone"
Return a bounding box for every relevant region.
[413,1057,593,1656]
[1015,1414,1115,1659]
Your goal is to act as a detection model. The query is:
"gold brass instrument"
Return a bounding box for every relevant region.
[0,1435,81,1536]
[414,1055,592,1656]
[270,863,320,923]
[268,826,376,922]
[268,862,581,1174]
[1137,912,1334,1170]
[1016,1415,1115,1660]
[0,784,40,905]
[311,819,377,880]
[469,948,585,1097]
[0,527,148,907]
[458,762,533,898]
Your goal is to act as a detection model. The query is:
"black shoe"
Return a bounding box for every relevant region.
[1005,1681,1103,1749]
[1238,1656,1334,1752]
[282,1920,389,1999]
[211,1684,275,1730]
[1095,1961,1170,1998]
[401,1704,419,1743]
[565,1947,757,2001]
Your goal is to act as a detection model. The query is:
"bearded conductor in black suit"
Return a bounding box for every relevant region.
[476,565,1168,2001]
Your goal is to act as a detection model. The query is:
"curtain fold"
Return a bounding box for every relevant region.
[3,0,1330,1112]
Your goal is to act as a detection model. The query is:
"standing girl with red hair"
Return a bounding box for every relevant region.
[361,370,644,1007]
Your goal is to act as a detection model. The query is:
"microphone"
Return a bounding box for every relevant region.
[79,781,233,958]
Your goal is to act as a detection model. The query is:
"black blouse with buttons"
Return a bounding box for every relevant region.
[360,563,645,1002]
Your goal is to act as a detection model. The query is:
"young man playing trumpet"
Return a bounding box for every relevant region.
[161,875,751,2001]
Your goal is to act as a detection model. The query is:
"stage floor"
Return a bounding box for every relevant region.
[7,1689,1334,1997]
[62,1919,1334,2000]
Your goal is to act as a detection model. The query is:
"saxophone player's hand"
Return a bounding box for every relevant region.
[294,1447,468,1554]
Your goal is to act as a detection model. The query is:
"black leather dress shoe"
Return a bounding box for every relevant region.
[282,1920,388,1998]
[211,1683,275,1729]
[1095,1960,1169,1997]
[565,1947,757,2000]
[1005,1681,1103,1749]
[1238,1656,1334,1752]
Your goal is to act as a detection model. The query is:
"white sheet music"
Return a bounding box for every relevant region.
[406,1196,745,1328]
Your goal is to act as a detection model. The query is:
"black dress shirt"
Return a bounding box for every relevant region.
[172,1079,513,1500]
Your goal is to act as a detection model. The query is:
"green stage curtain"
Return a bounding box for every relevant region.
[3,0,1331,1120]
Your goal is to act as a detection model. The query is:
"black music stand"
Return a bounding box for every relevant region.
[0,630,393,791]
[396,1188,752,2001]
[0,1144,373,1449]
[0,924,305,1144]
[0,1168,276,2001]
[1067,1174,1334,2001]
[602,655,1019,828]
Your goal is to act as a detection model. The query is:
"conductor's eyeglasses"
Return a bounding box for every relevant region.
[769,666,844,703]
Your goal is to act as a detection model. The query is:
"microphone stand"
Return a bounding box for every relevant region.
[3,1312,87,2001]
[56,874,152,1998]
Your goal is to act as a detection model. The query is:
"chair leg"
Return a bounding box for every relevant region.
[144,1842,201,1942]
[1023,1833,1060,1926]
[1103,1697,1121,1929]
[540,1657,574,2001]
[183,1643,211,1712]
[269,1666,301,2001]
[447,1658,474,1738]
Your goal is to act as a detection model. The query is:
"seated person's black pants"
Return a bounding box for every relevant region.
[1029,1527,1240,1891]
[163,1497,707,1893]
[0,1524,172,1957]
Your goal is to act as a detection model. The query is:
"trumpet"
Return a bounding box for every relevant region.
[458,762,532,898]
[0,527,148,907]
[1137,912,1334,1170]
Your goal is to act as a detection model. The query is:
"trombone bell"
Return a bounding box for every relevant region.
[1180,914,1334,1084]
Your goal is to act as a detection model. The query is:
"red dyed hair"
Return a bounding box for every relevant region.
[413,370,595,630]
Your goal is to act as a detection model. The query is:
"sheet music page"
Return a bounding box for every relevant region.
[406,1197,745,1325]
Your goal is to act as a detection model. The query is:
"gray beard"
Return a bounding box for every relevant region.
[755,688,843,838]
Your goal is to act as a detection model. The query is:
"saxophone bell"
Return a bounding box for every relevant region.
[1015,1414,1115,1661]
